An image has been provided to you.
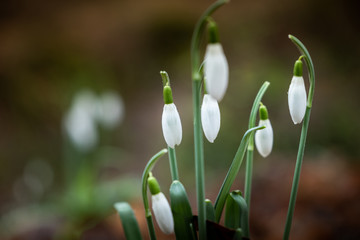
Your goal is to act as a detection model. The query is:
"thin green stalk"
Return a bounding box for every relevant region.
[244,81,270,210]
[190,1,229,239]
[141,149,168,240]
[283,35,315,240]
[192,77,206,239]
[168,146,179,181]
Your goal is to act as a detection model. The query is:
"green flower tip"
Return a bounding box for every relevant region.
[259,103,269,120]
[148,174,161,195]
[163,85,173,104]
[160,71,170,86]
[207,19,219,44]
[232,190,242,196]
[293,59,303,77]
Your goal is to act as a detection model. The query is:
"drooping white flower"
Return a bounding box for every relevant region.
[162,103,182,148]
[288,76,307,124]
[204,43,229,102]
[255,104,273,158]
[201,94,220,143]
[152,192,174,234]
[255,119,273,158]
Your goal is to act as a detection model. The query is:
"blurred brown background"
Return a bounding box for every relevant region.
[0,0,360,239]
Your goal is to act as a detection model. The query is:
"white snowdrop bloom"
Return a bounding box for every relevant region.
[201,94,220,143]
[96,91,125,129]
[64,90,98,152]
[64,107,97,152]
[255,119,273,158]
[162,103,182,148]
[204,43,229,102]
[152,192,174,234]
[288,76,307,124]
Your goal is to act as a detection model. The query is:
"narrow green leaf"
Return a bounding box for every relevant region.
[225,191,249,238]
[205,199,215,222]
[114,202,142,240]
[214,126,265,223]
[170,180,196,240]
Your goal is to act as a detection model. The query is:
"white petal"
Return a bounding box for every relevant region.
[288,76,307,124]
[162,103,182,148]
[255,119,273,158]
[201,94,220,143]
[152,192,174,234]
[204,43,229,102]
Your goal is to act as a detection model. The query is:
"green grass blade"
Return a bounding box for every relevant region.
[214,126,264,223]
[114,202,142,240]
[170,180,196,240]
[224,191,249,238]
[205,199,215,222]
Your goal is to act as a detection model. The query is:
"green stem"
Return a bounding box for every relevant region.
[141,149,168,240]
[190,1,229,239]
[244,81,270,213]
[283,35,315,240]
[192,77,206,239]
[168,146,179,181]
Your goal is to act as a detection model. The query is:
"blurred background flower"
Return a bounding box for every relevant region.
[0,0,359,239]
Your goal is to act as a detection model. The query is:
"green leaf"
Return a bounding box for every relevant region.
[170,180,196,240]
[205,199,215,222]
[214,125,265,223]
[225,191,249,238]
[114,202,142,240]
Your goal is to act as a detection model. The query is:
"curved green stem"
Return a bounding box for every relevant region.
[141,148,168,240]
[244,81,270,216]
[288,35,315,107]
[190,1,229,239]
[283,35,315,240]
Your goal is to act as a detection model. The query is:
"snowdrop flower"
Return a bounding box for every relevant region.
[204,21,229,102]
[201,94,220,143]
[204,43,229,102]
[148,174,174,234]
[96,91,125,129]
[288,59,307,124]
[161,72,182,148]
[255,103,273,158]
[63,90,98,152]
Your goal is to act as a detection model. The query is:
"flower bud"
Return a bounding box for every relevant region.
[201,94,220,143]
[255,104,273,158]
[288,60,307,124]
[204,43,229,102]
[162,103,182,148]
